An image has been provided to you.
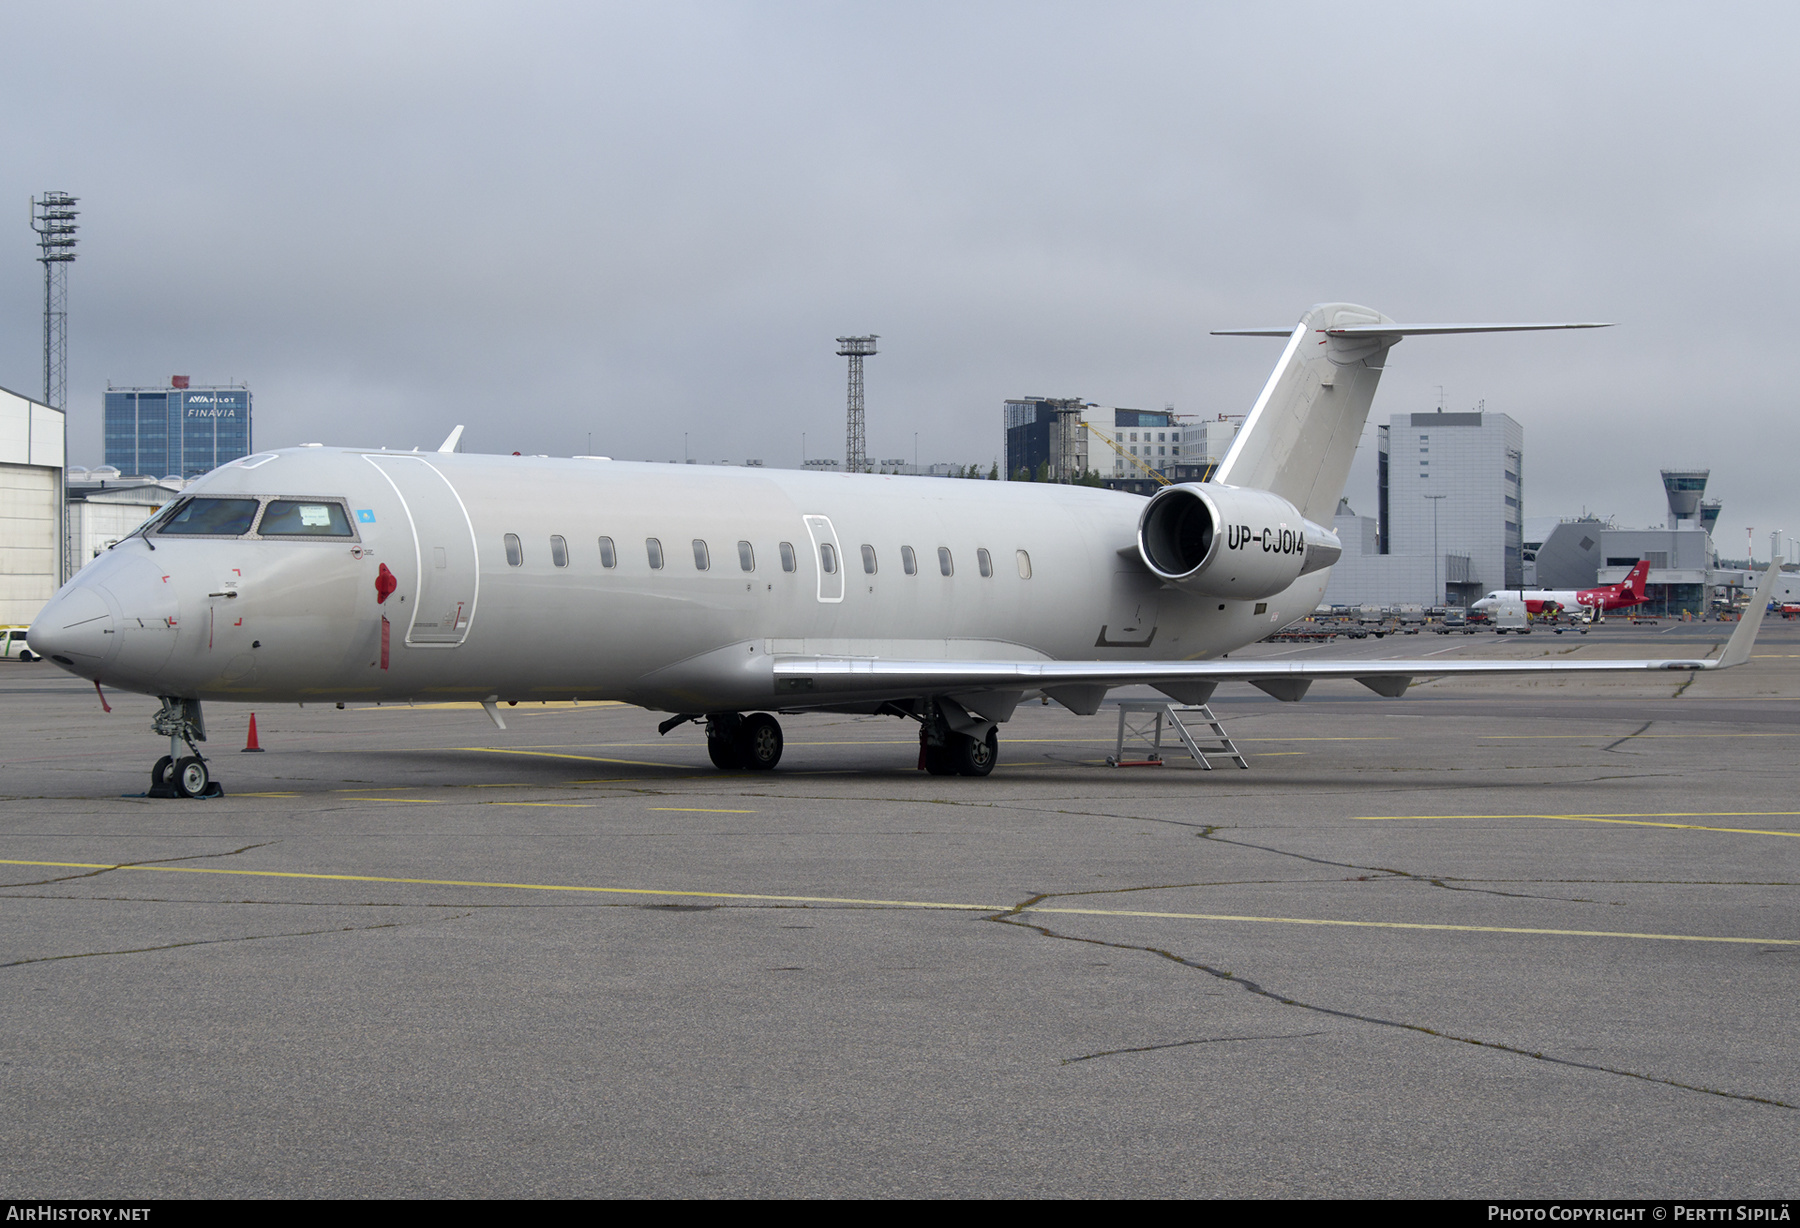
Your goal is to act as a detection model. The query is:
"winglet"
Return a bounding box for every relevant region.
[437,425,465,454]
[1718,564,1782,669]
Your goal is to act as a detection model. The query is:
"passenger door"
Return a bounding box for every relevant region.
[802,514,845,603]
[364,455,480,646]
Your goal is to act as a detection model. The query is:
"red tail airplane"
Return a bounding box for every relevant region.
[1473,559,1652,617]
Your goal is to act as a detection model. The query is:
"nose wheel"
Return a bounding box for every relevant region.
[147,698,224,798]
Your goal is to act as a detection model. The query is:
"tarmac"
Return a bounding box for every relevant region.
[2,617,1796,1198]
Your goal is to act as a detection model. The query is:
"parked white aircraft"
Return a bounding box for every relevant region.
[28,303,1778,796]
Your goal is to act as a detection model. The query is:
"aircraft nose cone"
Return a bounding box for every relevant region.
[29,585,117,673]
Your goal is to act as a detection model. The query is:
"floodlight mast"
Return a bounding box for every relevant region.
[31,191,77,587]
[31,193,78,412]
[836,334,877,474]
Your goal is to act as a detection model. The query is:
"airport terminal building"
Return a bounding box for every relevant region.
[104,380,251,479]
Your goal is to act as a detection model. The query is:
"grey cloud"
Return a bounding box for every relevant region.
[2,1,1795,542]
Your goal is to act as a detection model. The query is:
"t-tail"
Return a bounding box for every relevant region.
[1211,305,1613,522]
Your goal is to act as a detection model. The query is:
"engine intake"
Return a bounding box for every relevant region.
[1137,483,1341,601]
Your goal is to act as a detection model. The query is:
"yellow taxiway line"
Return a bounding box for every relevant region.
[1359,811,1800,838]
[1,859,1792,947]
[648,807,757,813]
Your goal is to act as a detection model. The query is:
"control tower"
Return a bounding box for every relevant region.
[1660,469,1709,529]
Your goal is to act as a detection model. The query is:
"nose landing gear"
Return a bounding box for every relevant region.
[147,697,223,798]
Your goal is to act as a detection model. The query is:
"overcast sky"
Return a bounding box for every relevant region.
[3,2,1795,555]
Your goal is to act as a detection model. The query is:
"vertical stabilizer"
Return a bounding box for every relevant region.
[1212,303,1395,522]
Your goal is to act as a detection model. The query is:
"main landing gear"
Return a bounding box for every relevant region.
[661,700,1003,777]
[703,712,784,771]
[916,698,999,777]
[920,725,998,777]
[147,697,223,799]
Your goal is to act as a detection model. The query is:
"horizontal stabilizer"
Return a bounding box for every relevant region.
[1213,322,1613,337]
[1325,322,1614,336]
[1207,305,1613,522]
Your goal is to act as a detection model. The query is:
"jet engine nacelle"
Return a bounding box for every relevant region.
[1136,482,1342,601]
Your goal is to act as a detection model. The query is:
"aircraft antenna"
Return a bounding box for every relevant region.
[836,334,877,473]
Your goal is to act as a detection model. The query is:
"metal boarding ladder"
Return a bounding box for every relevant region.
[1106,701,1249,770]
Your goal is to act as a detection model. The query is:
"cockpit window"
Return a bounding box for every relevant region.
[258,500,355,537]
[158,498,262,537]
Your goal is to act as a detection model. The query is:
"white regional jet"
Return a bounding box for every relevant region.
[28,303,1779,797]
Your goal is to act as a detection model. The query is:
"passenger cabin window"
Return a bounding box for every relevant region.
[938,547,953,577]
[779,542,797,572]
[977,548,993,578]
[550,535,569,568]
[646,538,664,570]
[259,500,353,537]
[504,534,523,566]
[901,545,917,575]
[861,544,877,574]
[1016,549,1032,579]
[820,542,838,574]
[598,537,617,569]
[160,498,260,537]
[738,541,755,572]
[693,539,710,570]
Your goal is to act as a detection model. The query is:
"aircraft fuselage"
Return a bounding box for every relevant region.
[34,448,1326,714]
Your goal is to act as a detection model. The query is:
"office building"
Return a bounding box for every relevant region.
[1379,410,1524,590]
[1325,409,1523,606]
[1002,398,1243,492]
[1084,408,1242,492]
[1003,398,1089,482]
[104,380,252,479]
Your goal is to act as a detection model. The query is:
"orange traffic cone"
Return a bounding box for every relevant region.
[242,713,265,752]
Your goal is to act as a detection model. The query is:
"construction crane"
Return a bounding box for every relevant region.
[1084,421,1181,486]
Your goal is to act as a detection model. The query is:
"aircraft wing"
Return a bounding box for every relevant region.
[770,566,1777,710]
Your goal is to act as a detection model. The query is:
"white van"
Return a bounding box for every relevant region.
[0,626,40,661]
